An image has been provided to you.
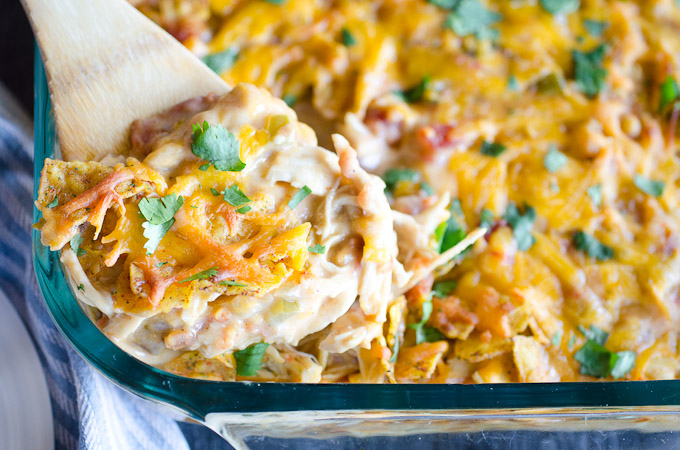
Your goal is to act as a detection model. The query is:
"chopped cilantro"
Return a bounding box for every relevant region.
[436,199,468,253]
[70,233,87,256]
[421,181,435,196]
[223,185,250,207]
[432,280,457,298]
[77,284,84,291]
[156,262,168,267]
[389,337,400,363]
[288,186,312,209]
[659,76,680,115]
[234,342,269,376]
[219,279,247,287]
[480,140,507,157]
[543,144,567,173]
[282,94,297,107]
[507,75,520,92]
[394,76,431,103]
[236,206,251,214]
[210,188,220,196]
[409,298,434,345]
[443,0,502,40]
[480,208,494,229]
[540,0,579,15]
[535,73,564,95]
[573,231,613,261]
[308,244,326,254]
[578,324,608,346]
[551,331,562,347]
[198,163,210,171]
[568,335,576,350]
[191,121,245,172]
[574,325,635,379]
[47,198,58,208]
[264,0,285,3]
[503,202,536,251]
[587,184,602,207]
[180,267,218,283]
[583,19,608,37]
[383,168,420,192]
[422,326,446,343]
[428,0,458,8]
[573,44,608,98]
[139,194,184,254]
[634,174,665,197]
[340,27,357,47]
[202,48,238,74]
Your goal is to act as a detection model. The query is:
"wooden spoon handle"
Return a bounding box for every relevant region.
[21,0,229,161]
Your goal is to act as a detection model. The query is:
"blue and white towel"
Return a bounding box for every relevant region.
[0,84,228,450]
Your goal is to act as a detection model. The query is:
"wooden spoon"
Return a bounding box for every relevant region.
[21,0,229,161]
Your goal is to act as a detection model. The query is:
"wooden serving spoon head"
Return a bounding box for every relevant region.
[21,0,230,161]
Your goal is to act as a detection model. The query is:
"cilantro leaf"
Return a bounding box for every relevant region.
[389,337,400,363]
[202,48,238,74]
[264,0,286,4]
[409,299,434,345]
[156,262,168,267]
[223,185,250,207]
[540,0,579,15]
[394,76,431,103]
[180,267,219,283]
[480,208,494,229]
[503,202,536,251]
[139,194,184,255]
[568,335,576,350]
[219,279,247,287]
[236,206,251,214]
[535,73,565,95]
[437,199,468,253]
[659,76,680,114]
[340,27,357,47]
[282,94,297,107]
[422,326,446,343]
[288,186,312,209]
[198,163,210,171]
[543,144,567,173]
[142,220,175,255]
[210,188,221,196]
[583,19,608,37]
[443,0,502,40]
[551,331,562,347]
[77,284,84,291]
[573,231,613,261]
[634,174,665,197]
[138,194,184,225]
[573,44,608,98]
[507,75,520,92]
[234,342,269,376]
[432,280,457,298]
[70,233,87,256]
[578,324,608,346]
[587,184,602,207]
[191,121,245,172]
[383,168,420,192]
[427,0,458,8]
[610,351,636,379]
[574,340,613,378]
[47,198,58,208]
[480,140,507,157]
[308,244,326,254]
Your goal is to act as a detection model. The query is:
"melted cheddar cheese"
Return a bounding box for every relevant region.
[64,0,680,382]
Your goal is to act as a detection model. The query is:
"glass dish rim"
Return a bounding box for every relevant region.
[32,51,680,420]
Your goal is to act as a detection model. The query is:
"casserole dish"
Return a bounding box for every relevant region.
[33,51,680,448]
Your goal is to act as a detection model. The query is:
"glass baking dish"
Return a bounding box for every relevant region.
[32,51,680,449]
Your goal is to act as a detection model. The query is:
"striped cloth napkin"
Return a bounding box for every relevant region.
[0,84,228,450]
